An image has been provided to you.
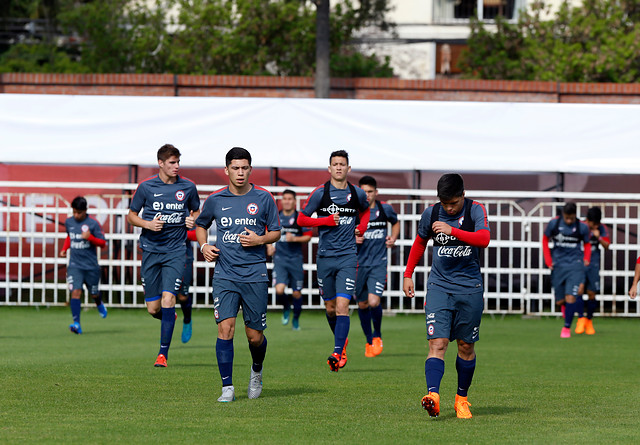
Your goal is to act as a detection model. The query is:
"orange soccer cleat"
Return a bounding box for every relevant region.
[154,354,167,368]
[327,353,341,372]
[575,317,587,334]
[339,338,348,368]
[372,337,384,356]
[454,394,472,419]
[365,343,375,357]
[585,318,596,335]
[421,392,440,418]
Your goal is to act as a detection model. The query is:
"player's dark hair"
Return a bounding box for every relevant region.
[226,147,252,166]
[586,206,602,224]
[330,150,349,165]
[359,175,377,189]
[71,196,87,211]
[437,173,465,201]
[157,144,181,161]
[563,202,577,216]
[282,189,296,198]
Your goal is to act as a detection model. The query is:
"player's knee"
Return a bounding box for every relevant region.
[358,301,369,310]
[178,293,188,303]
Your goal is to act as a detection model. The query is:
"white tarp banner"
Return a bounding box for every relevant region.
[1,93,639,173]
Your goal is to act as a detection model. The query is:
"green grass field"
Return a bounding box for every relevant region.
[1,307,639,444]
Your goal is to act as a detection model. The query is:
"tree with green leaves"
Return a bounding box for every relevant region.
[461,0,640,82]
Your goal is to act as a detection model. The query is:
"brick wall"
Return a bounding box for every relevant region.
[3,72,640,103]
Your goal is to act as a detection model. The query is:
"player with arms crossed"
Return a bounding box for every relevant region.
[60,196,107,334]
[127,144,200,367]
[355,175,399,357]
[196,147,281,402]
[266,189,312,330]
[403,173,490,419]
[297,150,370,372]
[542,202,591,338]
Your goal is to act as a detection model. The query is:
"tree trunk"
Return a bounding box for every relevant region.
[315,0,330,98]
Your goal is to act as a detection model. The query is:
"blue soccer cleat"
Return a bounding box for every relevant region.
[292,317,300,331]
[69,322,82,334]
[182,321,192,343]
[97,304,108,319]
[281,309,290,325]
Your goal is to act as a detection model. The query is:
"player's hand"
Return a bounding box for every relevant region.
[592,228,600,238]
[202,244,219,262]
[185,211,196,229]
[239,227,261,247]
[266,244,275,257]
[629,285,638,299]
[59,250,67,257]
[385,236,397,248]
[403,277,415,298]
[584,259,590,267]
[355,234,364,244]
[332,214,340,225]
[432,221,452,235]
[80,230,91,240]
[285,232,295,242]
[147,216,164,232]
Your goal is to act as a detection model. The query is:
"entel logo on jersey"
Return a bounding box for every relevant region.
[247,203,259,215]
[175,190,185,201]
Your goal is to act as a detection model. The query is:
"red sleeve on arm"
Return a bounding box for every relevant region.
[450,227,490,248]
[88,234,106,248]
[584,242,592,263]
[404,235,429,278]
[637,256,640,264]
[356,208,370,235]
[297,212,337,228]
[542,234,553,268]
[62,235,71,252]
[186,229,197,242]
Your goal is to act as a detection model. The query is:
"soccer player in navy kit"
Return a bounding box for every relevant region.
[195,147,281,402]
[127,144,200,367]
[575,207,610,335]
[266,189,312,330]
[542,202,591,338]
[59,196,107,334]
[355,175,399,357]
[403,174,490,419]
[297,150,370,372]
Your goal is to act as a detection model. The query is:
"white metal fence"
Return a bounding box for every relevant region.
[1,182,639,317]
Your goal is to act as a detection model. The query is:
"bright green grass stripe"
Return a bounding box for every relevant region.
[1,308,639,444]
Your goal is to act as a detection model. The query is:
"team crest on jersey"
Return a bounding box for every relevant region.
[247,203,259,215]
[375,209,380,219]
[346,193,351,201]
[458,216,465,226]
[289,216,295,225]
[175,190,185,201]
[81,224,89,232]
[428,324,434,336]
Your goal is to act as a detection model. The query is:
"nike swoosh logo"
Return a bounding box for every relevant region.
[154,193,163,197]
[330,196,338,199]
[222,207,232,211]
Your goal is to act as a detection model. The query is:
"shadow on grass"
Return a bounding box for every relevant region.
[263,386,327,398]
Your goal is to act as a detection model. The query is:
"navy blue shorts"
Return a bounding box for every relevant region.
[317,254,357,301]
[141,250,185,302]
[272,258,304,291]
[584,264,600,293]
[355,264,387,302]
[67,266,100,296]
[424,284,484,343]
[180,255,193,296]
[212,278,268,331]
[551,263,585,302]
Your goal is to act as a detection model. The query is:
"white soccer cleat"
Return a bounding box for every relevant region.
[217,385,235,403]
[247,368,263,399]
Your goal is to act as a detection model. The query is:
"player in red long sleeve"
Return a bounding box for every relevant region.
[403,174,490,419]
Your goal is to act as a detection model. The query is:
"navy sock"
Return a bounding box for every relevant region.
[334,315,350,355]
[564,301,578,328]
[92,295,103,306]
[180,295,192,324]
[326,313,337,334]
[586,299,597,319]
[249,336,268,372]
[276,292,289,312]
[292,297,302,320]
[358,307,373,344]
[576,297,585,318]
[70,298,81,324]
[371,305,383,338]
[425,357,445,394]
[455,355,476,397]
[216,338,234,387]
[158,307,176,358]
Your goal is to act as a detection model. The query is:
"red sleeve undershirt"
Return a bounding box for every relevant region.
[542,234,592,267]
[296,212,337,228]
[87,234,106,248]
[62,235,71,252]
[356,207,371,235]
[450,227,490,248]
[186,229,197,242]
[584,242,592,264]
[403,235,428,278]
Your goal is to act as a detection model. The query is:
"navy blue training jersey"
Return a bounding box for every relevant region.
[417,200,490,292]
[357,202,398,267]
[589,223,609,267]
[64,215,105,270]
[129,174,200,253]
[301,183,368,257]
[274,210,311,263]
[544,217,591,266]
[196,184,281,282]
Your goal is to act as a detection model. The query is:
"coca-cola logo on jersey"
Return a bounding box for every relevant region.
[221,230,247,243]
[363,229,385,239]
[437,245,473,258]
[154,212,183,224]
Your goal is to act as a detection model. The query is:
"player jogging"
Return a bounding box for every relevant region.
[266,189,312,330]
[355,175,399,357]
[297,150,370,372]
[403,173,490,419]
[59,196,107,334]
[196,147,281,402]
[575,207,610,335]
[127,144,200,367]
[542,202,591,338]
